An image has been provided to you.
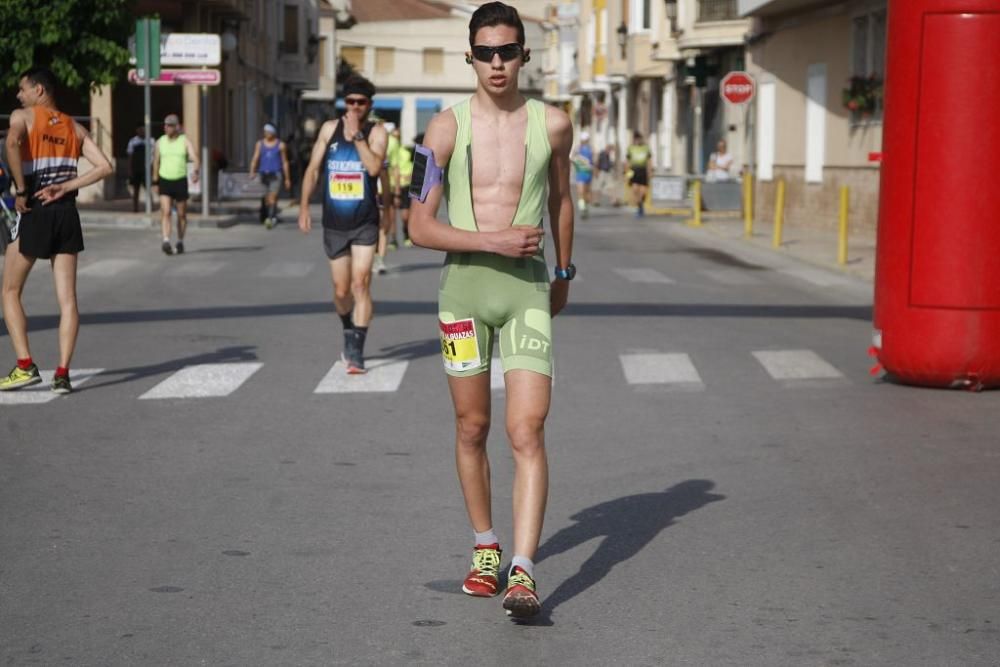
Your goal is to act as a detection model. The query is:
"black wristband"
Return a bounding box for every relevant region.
[15,189,27,197]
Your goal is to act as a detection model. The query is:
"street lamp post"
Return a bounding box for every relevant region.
[616,22,628,60]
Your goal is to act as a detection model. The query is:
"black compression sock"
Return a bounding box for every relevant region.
[355,326,368,352]
[340,313,354,330]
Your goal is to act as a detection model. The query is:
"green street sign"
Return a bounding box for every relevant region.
[135,18,161,80]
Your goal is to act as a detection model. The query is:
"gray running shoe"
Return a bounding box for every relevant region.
[161,240,173,255]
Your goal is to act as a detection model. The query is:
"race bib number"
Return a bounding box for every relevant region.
[440,318,481,372]
[329,172,364,200]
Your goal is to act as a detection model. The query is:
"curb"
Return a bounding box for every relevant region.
[79,212,241,230]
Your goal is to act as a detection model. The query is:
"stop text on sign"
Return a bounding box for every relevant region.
[721,71,756,105]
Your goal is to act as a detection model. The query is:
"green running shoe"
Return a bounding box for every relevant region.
[51,374,72,395]
[0,363,42,391]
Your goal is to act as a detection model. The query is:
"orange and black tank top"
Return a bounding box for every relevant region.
[20,106,81,198]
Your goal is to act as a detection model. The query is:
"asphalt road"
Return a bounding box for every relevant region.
[1,206,997,666]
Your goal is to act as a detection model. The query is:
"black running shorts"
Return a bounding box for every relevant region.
[16,201,84,259]
[323,223,378,260]
[629,166,649,186]
[158,177,189,202]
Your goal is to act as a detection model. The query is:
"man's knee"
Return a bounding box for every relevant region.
[333,282,351,301]
[456,413,490,448]
[350,273,371,295]
[507,417,545,455]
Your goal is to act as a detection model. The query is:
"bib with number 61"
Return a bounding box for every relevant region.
[439,318,481,372]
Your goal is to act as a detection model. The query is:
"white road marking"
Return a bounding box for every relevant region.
[700,268,764,286]
[613,268,675,284]
[164,261,226,278]
[261,261,314,278]
[778,267,849,287]
[314,358,409,393]
[752,350,845,380]
[620,353,703,387]
[0,369,103,405]
[139,362,262,399]
[78,259,142,277]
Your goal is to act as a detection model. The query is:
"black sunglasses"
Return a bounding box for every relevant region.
[470,43,524,63]
[344,97,369,106]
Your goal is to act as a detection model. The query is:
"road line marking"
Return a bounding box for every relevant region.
[620,353,703,386]
[613,268,675,284]
[139,362,262,399]
[778,267,849,287]
[752,350,844,380]
[700,268,764,286]
[164,261,226,278]
[314,358,409,393]
[261,261,314,278]
[0,369,104,405]
[79,259,142,277]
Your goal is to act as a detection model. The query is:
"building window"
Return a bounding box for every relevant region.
[423,48,444,74]
[318,37,328,77]
[697,0,738,22]
[850,8,887,119]
[630,0,651,31]
[341,46,365,72]
[376,48,395,75]
[282,5,299,53]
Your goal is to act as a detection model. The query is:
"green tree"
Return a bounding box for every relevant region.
[0,0,133,95]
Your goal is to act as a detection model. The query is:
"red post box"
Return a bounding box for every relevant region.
[874,0,1000,389]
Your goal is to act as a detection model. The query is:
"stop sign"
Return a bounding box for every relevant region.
[721,71,755,105]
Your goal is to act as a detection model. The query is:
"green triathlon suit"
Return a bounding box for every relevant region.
[438,98,553,378]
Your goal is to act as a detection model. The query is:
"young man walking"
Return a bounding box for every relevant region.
[572,131,594,218]
[249,123,291,229]
[153,114,199,255]
[1,67,112,394]
[298,75,388,374]
[626,131,652,217]
[408,2,574,619]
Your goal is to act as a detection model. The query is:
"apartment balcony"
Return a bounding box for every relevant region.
[676,0,749,51]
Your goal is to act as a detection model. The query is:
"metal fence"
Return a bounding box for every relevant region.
[698,0,739,22]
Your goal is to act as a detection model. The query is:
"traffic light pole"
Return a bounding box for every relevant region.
[143,20,152,216]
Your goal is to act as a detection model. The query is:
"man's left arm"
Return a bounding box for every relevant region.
[355,124,387,177]
[186,137,201,183]
[546,107,574,317]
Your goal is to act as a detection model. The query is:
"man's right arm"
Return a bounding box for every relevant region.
[5,110,29,212]
[408,112,542,257]
[248,140,260,177]
[298,120,336,232]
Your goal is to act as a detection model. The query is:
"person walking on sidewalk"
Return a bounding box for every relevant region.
[409,1,575,620]
[153,114,199,255]
[249,123,291,229]
[0,67,112,394]
[297,75,388,374]
[626,131,652,217]
[126,125,152,213]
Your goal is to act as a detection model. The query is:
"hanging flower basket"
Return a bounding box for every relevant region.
[841,75,882,116]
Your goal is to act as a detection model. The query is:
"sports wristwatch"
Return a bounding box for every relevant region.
[554,263,576,281]
[352,131,365,142]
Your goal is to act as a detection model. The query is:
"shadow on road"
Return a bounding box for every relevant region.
[79,345,259,392]
[376,338,441,362]
[528,479,726,625]
[185,245,265,254]
[2,302,871,336]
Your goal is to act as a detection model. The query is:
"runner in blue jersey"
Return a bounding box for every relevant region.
[572,131,594,218]
[298,75,388,374]
[249,123,291,229]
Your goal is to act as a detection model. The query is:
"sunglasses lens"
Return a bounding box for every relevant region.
[345,98,367,106]
[471,44,521,62]
[497,44,521,61]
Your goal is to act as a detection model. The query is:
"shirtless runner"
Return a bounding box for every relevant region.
[408,2,575,620]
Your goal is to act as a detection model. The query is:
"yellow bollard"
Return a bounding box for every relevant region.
[743,172,753,237]
[838,185,849,265]
[772,178,785,248]
[690,179,702,227]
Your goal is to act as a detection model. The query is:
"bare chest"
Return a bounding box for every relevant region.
[469,114,527,194]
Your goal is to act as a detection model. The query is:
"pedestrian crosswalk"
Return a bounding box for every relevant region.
[0,348,854,406]
[76,255,856,292]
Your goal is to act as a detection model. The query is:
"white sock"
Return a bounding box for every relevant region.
[510,555,534,578]
[163,237,170,243]
[474,528,499,547]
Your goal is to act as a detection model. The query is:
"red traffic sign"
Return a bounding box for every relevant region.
[721,71,755,105]
[128,69,221,86]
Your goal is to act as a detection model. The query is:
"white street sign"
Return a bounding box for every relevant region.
[129,33,221,66]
